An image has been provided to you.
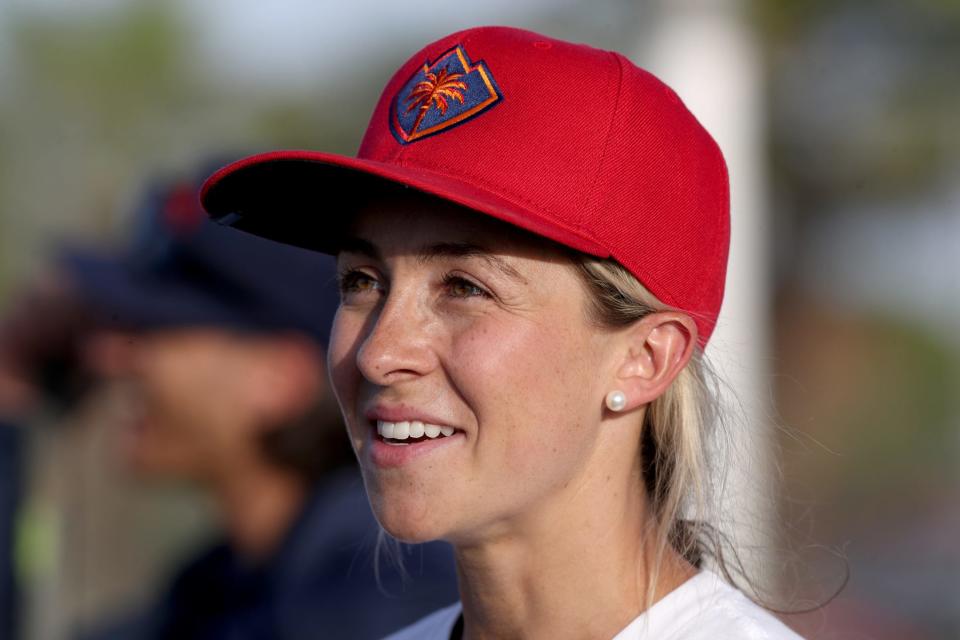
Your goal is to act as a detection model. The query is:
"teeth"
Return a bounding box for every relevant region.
[381,421,395,439]
[377,420,456,441]
[409,421,425,438]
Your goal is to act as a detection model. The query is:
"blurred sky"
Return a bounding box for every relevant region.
[3,0,587,90]
[183,0,576,90]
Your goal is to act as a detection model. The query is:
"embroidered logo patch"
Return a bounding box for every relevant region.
[391,45,502,144]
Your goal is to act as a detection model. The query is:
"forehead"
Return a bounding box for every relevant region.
[340,190,568,264]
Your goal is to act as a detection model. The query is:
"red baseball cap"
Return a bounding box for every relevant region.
[201,25,729,343]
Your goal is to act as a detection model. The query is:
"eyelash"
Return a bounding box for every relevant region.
[440,272,492,299]
[337,269,492,300]
[338,269,381,296]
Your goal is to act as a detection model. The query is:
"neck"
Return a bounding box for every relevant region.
[453,450,695,640]
[212,464,307,562]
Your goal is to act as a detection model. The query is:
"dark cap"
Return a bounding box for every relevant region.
[62,172,340,344]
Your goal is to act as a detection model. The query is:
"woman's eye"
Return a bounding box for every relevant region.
[338,270,382,299]
[442,274,490,299]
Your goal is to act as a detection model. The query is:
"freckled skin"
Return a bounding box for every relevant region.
[327,196,622,545]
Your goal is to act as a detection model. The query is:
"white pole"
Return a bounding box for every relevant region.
[635,0,775,589]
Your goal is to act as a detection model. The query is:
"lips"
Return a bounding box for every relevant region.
[363,408,465,467]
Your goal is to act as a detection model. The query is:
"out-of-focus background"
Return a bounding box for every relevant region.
[0,0,956,638]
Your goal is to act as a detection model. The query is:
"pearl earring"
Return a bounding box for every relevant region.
[605,390,627,412]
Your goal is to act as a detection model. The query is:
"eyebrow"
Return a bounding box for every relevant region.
[339,237,528,285]
[338,236,381,260]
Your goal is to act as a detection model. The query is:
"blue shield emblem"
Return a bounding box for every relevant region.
[391,45,502,144]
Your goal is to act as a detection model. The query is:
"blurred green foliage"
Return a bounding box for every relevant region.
[752,0,960,209]
[12,6,185,129]
[752,0,960,43]
[839,319,957,496]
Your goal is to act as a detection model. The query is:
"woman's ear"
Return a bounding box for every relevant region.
[609,312,697,413]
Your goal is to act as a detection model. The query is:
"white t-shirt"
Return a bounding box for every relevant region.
[384,571,804,640]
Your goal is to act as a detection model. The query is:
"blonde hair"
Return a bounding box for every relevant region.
[573,254,744,601]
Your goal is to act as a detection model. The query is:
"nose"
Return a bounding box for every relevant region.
[355,290,437,386]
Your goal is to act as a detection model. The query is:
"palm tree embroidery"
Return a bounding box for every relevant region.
[404,66,468,135]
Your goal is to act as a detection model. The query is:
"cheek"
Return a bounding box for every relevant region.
[452,318,601,474]
[138,363,187,423]
[327,310,364,432]
[139,351,226,438]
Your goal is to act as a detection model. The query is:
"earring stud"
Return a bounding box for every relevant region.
[605,390,627,412]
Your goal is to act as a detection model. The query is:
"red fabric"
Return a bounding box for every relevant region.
[201,26,729,344]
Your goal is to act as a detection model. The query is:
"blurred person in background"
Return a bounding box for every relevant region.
[0,354,28,639]
[0,170,457,640]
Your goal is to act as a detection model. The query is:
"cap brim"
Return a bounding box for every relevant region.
[60,249,252,330]
[200,150,609,257]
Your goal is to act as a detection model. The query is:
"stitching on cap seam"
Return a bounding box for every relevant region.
[611,251,717,336]
[611,253,680,310]
[581,51,624,222]
[394,156,607,248]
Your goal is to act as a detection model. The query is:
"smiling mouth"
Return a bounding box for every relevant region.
[376,420,458,446]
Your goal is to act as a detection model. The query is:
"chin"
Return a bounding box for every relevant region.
[365,483,450,544]
[376,520,445,545]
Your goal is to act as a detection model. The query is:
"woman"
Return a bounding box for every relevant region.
[202,25,802,640]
